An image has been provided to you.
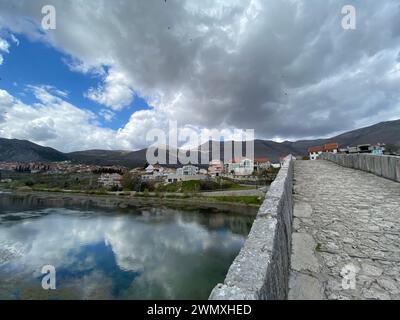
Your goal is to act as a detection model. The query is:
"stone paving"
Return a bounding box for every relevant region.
[289,160,400,300]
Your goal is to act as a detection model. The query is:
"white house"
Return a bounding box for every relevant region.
[98,173,122,188]
[225,157,254,176]
[145,164,166,175]
[177,165,199,176]
[308,143,339,160]
[254,158,271,172]
[324,143,339,154]
[145,165,155,174]
[208,159,224,177]
[308,146,324,161]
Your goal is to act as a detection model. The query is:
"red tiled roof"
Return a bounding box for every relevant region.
[254,157,270,163]
[308,143,339,153]
[324,143,339,151]
[309,146,324,153]
[230,157,251,163]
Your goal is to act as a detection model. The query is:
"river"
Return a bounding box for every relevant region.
[0,193,255,300]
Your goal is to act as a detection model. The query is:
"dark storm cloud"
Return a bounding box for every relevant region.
[0,0,399,144]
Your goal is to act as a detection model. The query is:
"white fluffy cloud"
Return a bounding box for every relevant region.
[99,108,116,122]
[0,87,119,151]
[0,37,10,65]
[0,0,400,150]
[0,86,241,151]
[0,38,9,53]
[86,70,135,110]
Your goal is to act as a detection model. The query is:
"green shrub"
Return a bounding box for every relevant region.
[212,196,262,205]
[25,180,35,187]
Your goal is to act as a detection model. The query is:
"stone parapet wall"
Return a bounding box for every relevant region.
[209,155,295,300]
[320,153,400,183]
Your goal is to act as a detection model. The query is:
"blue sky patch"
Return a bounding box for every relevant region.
[0,34,150,130]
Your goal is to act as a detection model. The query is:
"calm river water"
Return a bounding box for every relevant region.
[0,193,255,300]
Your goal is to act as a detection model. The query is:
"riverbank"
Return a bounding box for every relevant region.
[0,189,263,215]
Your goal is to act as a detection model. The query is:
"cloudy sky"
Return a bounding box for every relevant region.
[0,0,399,152]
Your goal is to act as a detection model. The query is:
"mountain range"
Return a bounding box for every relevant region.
[0,119,399,167]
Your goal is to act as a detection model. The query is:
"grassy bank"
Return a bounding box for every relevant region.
[210,196,262,205]
[153,179,256,193]
[0,172,266,208]
[0,185,264,208]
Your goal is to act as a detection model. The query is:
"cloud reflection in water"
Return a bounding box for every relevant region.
[0,206,253,299]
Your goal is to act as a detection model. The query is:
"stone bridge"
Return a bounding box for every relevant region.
[210,154,400,300]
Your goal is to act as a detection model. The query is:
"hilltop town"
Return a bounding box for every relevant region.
[0,138,394,198]
[0,157,277,195]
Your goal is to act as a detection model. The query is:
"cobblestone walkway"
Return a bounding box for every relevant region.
[289,160,400,300]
